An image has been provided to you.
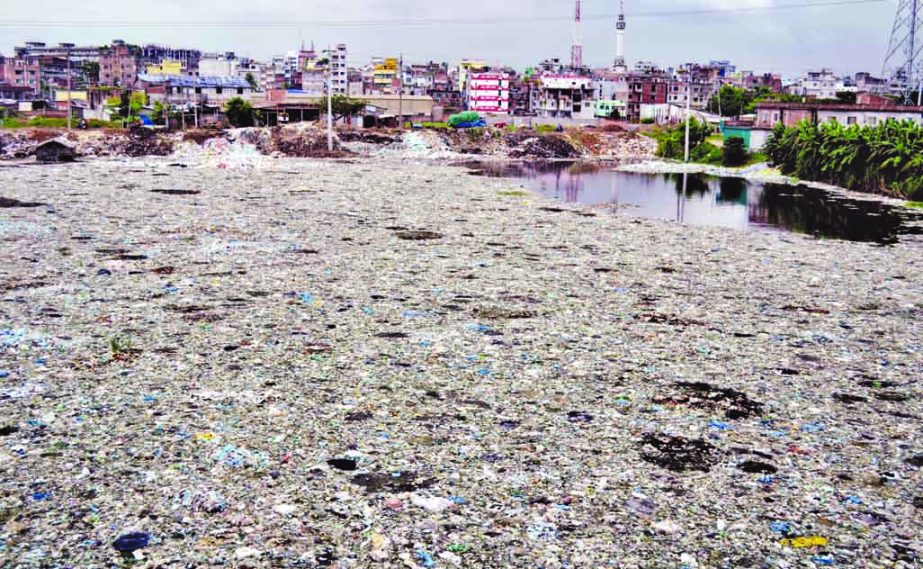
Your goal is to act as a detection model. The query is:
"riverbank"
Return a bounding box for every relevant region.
[0,124,657,163]
[0,157,921,567]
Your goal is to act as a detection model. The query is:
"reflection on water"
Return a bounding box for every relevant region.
[464,161,923,244]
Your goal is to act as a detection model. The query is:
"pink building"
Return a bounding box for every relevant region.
[755,101,923,128]
[466,72,510,114]
[0,55,41,89]
[100,43,138,87]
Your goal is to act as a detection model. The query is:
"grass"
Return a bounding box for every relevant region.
[905,201,923,209]
[1,117,121,129]
[108,335,134,359]
[534,124,557,133]
[497,190,529,197]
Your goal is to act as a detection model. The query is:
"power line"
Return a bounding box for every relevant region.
[0,0,886,28]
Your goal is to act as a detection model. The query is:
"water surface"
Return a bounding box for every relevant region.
[465,161,922,244]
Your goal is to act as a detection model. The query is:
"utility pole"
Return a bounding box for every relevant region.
[327,45,334,152]
[398,53,404,129]
[66,47,72,130]
[684,72,691,163]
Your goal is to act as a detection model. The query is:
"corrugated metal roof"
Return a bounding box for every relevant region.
[137,74,251,89]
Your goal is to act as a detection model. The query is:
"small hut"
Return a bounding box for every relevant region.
[34,139,77,163]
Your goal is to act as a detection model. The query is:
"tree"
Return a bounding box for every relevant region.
[224,97,253,127]
[330,95,367,122]
[835,91,857,105]
[707,85,752,118]
[652,118,713,160]
[118,91,147,122]
[245,72,258,91]
[722,136,748,166]
[151,101,181,126]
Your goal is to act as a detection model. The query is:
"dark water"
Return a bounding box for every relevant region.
[465,161,923,244]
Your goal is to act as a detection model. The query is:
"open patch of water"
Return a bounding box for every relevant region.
[465,161,923,244]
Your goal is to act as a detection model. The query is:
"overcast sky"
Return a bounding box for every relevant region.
[0,0,897,78]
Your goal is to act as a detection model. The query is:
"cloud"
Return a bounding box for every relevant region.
[0,0,896,75]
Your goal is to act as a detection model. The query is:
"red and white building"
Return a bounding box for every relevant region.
[466,72,510,114]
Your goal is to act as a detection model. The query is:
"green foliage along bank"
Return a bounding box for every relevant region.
[764,119,923,200]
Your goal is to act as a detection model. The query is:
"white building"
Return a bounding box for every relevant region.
[198,53,240,77]
[466,72,510,114]
[299,44,348,96]
[786,69,855,100]
[533,74,595,119]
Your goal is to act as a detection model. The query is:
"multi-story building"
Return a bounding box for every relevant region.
[666,79,714,110]
[327,44,348,95]
[299,44,348,95]
[199,53,239,77]
[742,72,783,93]
[854,72,889,93]
[592,71,629,119]
[139,45,201,75]
[0,55,41,90]
[509,75,537,116]
[15,41,100,63]
[99,41,138,87]
[627,73,668,122]
[466,72,510,114]
[533,74,594,118]
[457,59,487,92]
[368,57,399,95]
[146,59,183,75]
[786,69,853,100]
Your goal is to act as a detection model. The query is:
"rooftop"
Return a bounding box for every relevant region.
[137,74,251,88]
[755,101,923,113]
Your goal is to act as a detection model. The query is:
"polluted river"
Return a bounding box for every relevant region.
[0,156,921,567]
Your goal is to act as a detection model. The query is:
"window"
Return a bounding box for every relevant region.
[194,87,202,94]
[215,87,223,94]
[237,87,244,94]
[869,116,878,126]
[847,116,857,125]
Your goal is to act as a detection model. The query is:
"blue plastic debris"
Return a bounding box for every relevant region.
[416,550,436,568]
[709,420,731,431]
[801,422,825,433]
[112,532,151,553]
[769,521,791,534]
[0,370,8,379]
[32,491,50,501]
[464,323,491,333]
[812,554,835,565]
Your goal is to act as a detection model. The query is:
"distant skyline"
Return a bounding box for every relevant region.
[0,0,898,78]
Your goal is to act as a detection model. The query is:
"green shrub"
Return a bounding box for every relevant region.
[651,119,713,160]
[691,142,723,165]
[722,137,748,167]
[224,97,253,128]
[421,122,449,129]
[640,117,656,125]
[535,124,556,133]
[465,127,484,141]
